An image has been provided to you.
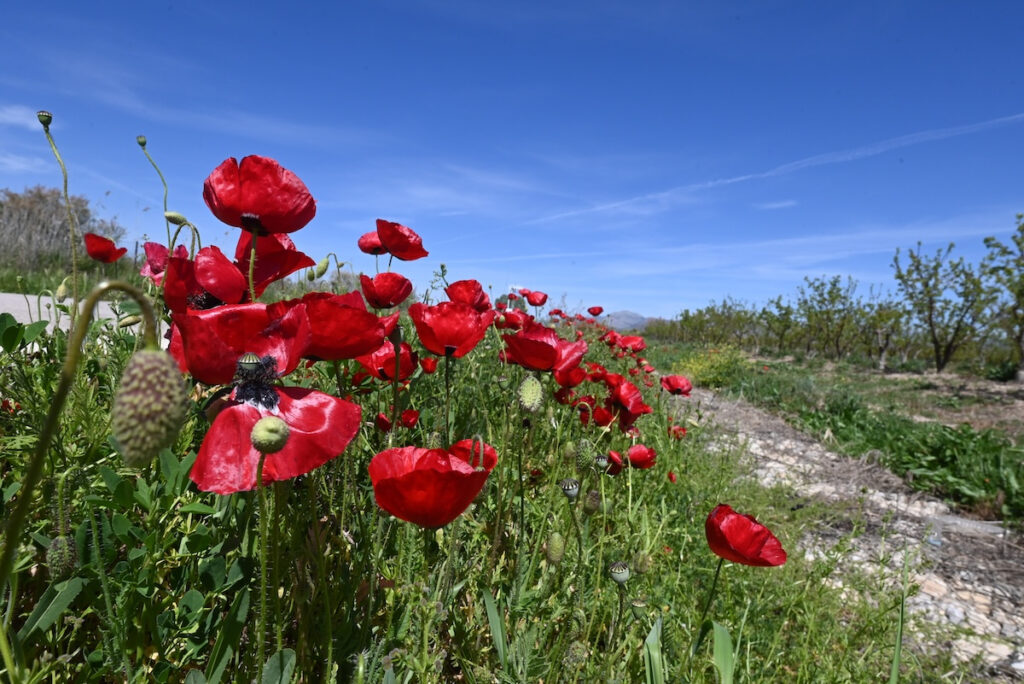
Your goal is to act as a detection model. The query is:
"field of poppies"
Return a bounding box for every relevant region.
[0,115,963,682]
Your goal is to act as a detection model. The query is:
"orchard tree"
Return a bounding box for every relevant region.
[760,296,795,354]
[796,275,859,359]
[859,287,905,371]
[892,242,995,372]
[0,186,126,269]
[982,214,1024,377]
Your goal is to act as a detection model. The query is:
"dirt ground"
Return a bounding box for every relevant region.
[685,383,1024,681]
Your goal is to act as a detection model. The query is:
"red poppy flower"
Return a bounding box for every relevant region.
[300,291,387,361]
[525,290,548,307]
[553,365,587,389]
[705,504,787,567]
[376,219,428,261]
[618,335,647,352]
[140,242,189,286]
[667,471,677,484]
[84,233,127,263]
[605,450,624,475]
[171,302,311,385]
[162,246,249,313]
[587,306,604,317]
[355,340,418,382]
[203,155,316,234]
[660,375,693,397]
[190,386,361,494]
[235,232,315,298]
[401,409,419,428]
[501,323,561,371]
[668,424,687,440]
[368,439,498,528]
[360,272,413,309]
[603,376,652,430]
[375,412,393,432]
[419,357,438,374]
[358,231,387,255]
[626,444,657,469]
[494,307,533,331]
[409,301,494,358]
[445,279,491,312]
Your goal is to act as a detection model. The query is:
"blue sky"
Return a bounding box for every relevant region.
[2,1,1021,318]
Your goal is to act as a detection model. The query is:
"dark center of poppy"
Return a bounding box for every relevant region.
[186,291,224,310]
[234,353,280,410]
[240,213,266,234]
[444,345,457,357]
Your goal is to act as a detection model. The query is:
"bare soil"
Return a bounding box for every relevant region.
[687,384,1024,681]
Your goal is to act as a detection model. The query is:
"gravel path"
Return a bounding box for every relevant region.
[688,386,1024,681]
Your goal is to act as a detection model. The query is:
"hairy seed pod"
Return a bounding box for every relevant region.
[582,490,601,516]
[632,551,653,575]
[46,535,77,581]
[111,350,188,467]
[164,211,188,226]
[517,375,544,413]
[546,531,565,565]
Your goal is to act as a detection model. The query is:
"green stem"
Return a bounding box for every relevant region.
[89,503,133,681]
[273,482,283,651]
[137,137,172,246]
[248,228,259,303]
[689,557,725,663]
[39,117,79,329]
[0,281,158,592]
[443,354,453,445]
[257,454,269,681]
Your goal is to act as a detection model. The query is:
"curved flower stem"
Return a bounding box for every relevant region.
[443,354,454,445]
[137,137,172,246]
[38,116,80,329]
[0,281,158,593]
[168,220,203,260]
[688,557,725,668]
[257,454,269,681]
[248,227,259,303]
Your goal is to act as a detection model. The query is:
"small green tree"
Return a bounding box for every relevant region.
[982,214,1024,378]
[795,275,859,359]
[760,296,795,354]
[892,242,995,372]
[859,287,905,371]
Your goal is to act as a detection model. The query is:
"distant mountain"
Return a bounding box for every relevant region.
[603,310,650,331]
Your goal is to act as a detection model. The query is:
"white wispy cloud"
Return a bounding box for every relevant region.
[0,153,49,173]
[0,105,39,131]
[529,112,1024,224]
[754,199,797,210]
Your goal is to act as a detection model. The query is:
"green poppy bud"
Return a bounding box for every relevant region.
[517,375,543,413]
[111,349,188,467]
[582,490,601,516]
[251,416,290,454]
[164,211,188,226]
[546,531,565,565]
[136,135,147,147]
[46,535,77,581]
[314,257,330,278]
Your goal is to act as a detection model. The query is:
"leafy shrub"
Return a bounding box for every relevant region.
[671,346,752,389]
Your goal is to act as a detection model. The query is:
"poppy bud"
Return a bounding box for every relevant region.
[36,110,52,127]
[306,269,316,281]
[559,478,580,501]
[251,416,290,454]
[55,275,72,303]
[136,135,147,147]
[118,314,142,328]
[314,257,330,279]
[632,551,653,574]
[164,211,188,226]
[582,489,601,516]
[630,597,648,620]
[517,375,543,413]
[111,349,188,467]
[546,531,565,565]
[609,561,630,585]
[561,441,577,464]
[46,535,77,581]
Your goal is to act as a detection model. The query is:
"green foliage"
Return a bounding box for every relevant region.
[724,362,1024,519]
[671,346,753,389]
